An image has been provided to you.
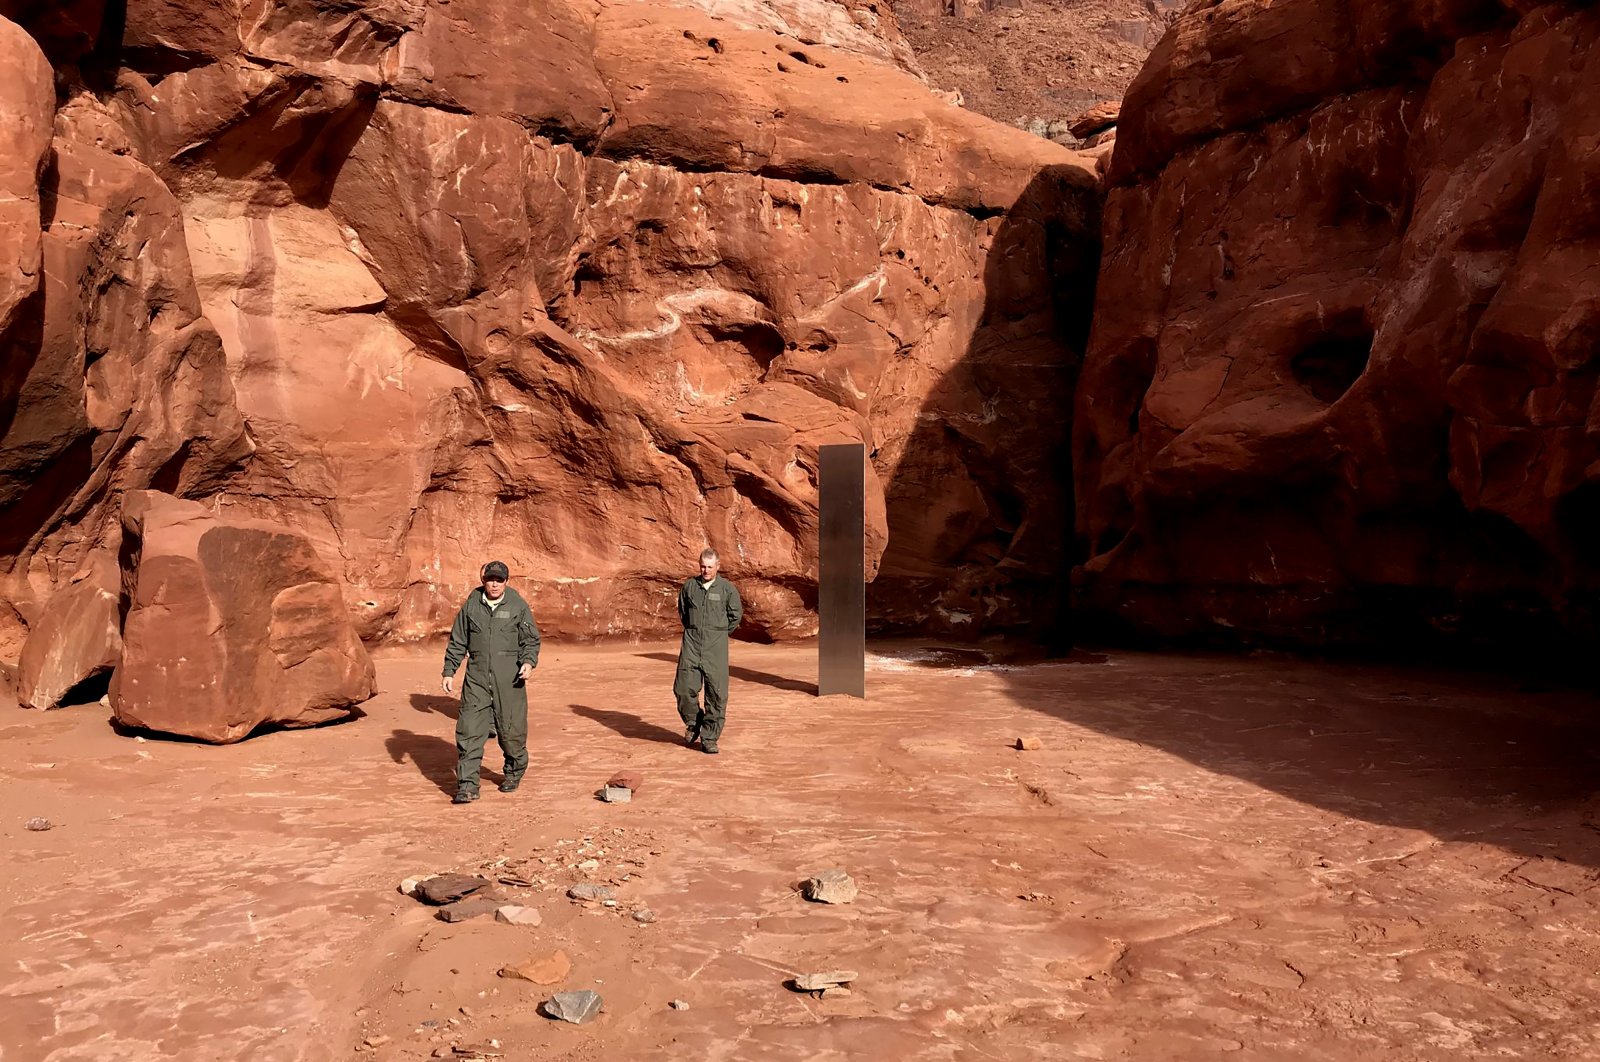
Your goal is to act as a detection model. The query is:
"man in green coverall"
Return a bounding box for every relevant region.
[675,547,743,755]
[441,560,541,804]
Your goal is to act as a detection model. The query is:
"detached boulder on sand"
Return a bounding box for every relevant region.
[110,491,375,743]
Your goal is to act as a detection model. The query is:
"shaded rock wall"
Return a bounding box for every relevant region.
[0,0,1101,649]
[1077,0,1600,655]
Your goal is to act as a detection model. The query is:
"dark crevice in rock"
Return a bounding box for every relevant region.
[1291,326,1373,405]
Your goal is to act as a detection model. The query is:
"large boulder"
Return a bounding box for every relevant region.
[110,491,376,743]
[1075,0,1600,653]
[16,569,120,709]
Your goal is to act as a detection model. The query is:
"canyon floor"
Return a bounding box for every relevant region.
[4,642,1600,1061]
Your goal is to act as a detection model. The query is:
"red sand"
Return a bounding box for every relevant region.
[4,642,1599,1060]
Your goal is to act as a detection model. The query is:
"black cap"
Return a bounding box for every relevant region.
[481,560,510,581]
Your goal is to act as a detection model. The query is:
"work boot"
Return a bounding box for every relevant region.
[453,787,479,804]
[684,725,700,748]
[498,774,522,793]
[700,740,720,755]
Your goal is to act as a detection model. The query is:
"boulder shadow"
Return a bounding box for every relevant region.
[107,705,367,742]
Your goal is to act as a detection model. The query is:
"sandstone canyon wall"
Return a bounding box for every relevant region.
[0,0,1102,675]
[1077,0,1600,656]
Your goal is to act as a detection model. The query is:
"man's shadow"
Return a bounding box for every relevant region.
[387,727,501,795]
[570,704,684,745]
[410,693,459,719]
[635,651,817,695]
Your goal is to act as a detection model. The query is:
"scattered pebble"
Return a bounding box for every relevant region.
[820,986,853,999]
[541,989,603,1025]
[632,908,657,924]
[398,877,423,897]
[1016,736,1043,751]
[669,999,689,1010]
[363,1035,391,1048]
[23,817,51,832]
[801,869,857,904]
[576,858,600,871]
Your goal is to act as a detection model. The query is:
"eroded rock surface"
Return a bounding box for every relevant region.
[0,0,1099,654]
[1076,0,1600,652]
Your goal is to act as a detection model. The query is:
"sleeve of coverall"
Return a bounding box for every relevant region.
[678,582,691,627]
[442,605,469,677]
[726,582,743,632]
[518,605,542,669]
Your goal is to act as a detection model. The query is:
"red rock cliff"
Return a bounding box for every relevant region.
[1076,0,1600,653]
[0,0,1101,650]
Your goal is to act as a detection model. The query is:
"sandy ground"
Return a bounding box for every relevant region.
[4,641,1600,1061]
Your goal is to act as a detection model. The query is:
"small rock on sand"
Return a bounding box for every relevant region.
[794,970,858,991]
[567,883,615,902]
[499,949,571,985]
[494,905,542,926]
[415,874,490,905]
[541,989,603,1024]
[801,869,857,904]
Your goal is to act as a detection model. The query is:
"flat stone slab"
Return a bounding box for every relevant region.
[599,786,632,803]
[794,970,859,991]
[436,895,502,922]
[494,905,542,926]
[416,874,490,905]
[499,950,570,985]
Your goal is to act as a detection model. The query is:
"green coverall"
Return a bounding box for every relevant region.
[442,586,541,793]
[674,575,743,747]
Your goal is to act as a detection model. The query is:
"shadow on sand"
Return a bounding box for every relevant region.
[409,693,459,720]
[385,727,501,796]
[635,651,817,695]
[570,703,685,746]
[997,651,1600,868]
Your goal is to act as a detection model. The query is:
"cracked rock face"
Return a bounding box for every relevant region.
[0,0,1099,653]
[1076,0,1600,653]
